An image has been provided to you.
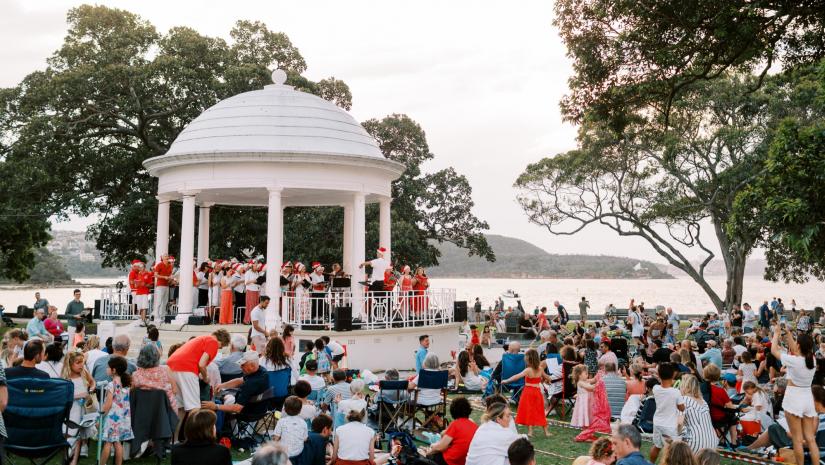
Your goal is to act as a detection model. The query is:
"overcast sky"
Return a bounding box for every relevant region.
[2,0,728,263]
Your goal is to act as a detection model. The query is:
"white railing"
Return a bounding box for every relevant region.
[100,286,457,330]
[282,288,457,330]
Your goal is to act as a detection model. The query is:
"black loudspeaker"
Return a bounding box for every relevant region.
[164,315,176,324]
[94,300,102,319]
[187,315,208,325]
[334,305,353,331]
[17,305,33,318]
[454,301,468,322]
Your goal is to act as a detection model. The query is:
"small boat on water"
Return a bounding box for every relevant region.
[501,289,520,299]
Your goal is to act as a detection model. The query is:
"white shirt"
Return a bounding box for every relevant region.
[338,397,368,422]
[273,414,308,457]
[412,374,442,406]
[466,420,522,465]
[733,344,748,356]
[327,340,345,356]
[85,348,108,373]
[250,305,267,338]
[368,257,389,280]
[197,271,209,290]
[300,374,327,391]
[781,353,815,387]
[631,311,644,337]
[232,274,245,293]
[36,360,63,378]
[743,309,757,326]
[335,421,375,460]
[652,384,684,429]
[244,270,260,292]
[310,272,325,291]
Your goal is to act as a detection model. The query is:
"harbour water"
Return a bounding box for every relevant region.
[1,275,823,315]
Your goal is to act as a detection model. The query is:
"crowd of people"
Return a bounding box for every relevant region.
[2,291,823,465]
[120,247,432,326]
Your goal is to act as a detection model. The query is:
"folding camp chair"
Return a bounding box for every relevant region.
[231,387,276,448]
[376,380,410,436]
[499,352,526,404]
[267,367,292,412]
[4,377,74,465]
[547,360,578,419]
[410,369,449,432]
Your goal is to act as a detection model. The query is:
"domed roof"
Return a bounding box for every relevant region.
[164,69,383,159]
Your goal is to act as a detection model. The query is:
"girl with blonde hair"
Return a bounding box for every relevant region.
[62,350,96,465]
[678,374,716,452]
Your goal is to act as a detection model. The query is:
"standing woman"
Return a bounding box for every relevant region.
[208,261,223,323]
[411,266,429,317]
[244,261,261,324]
[291,263,310,322]
[218,265,235,325]
[399,265,414,316]
[772,325,818,465]
[196,262,210,310]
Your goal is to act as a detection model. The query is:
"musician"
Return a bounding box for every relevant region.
[328,263,347,279]
[358,247,390,283]
[208,260,223,323]
[153,254,174,322]
[243,260,260,324]
[280,261,293,295]
[197,262,210,309]
[399,265,414,316]
[291,262,310,321]
[383,265,398,292]
[232,263,246,317]
[128,259,142,309]
[135,262,153,326]
[310,262,327,321]
[412,266,430,316]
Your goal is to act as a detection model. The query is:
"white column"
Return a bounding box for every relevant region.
[197,203,211,265]
[352,192,366,319]
[177,193,197,316]
[379,196,392,261]
[155,198,170,263]
[265,188,283,326]
[343,202,354,275]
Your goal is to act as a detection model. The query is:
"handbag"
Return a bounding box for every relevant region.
[84,392,100,414]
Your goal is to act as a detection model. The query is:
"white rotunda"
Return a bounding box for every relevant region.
[143,69,405,320]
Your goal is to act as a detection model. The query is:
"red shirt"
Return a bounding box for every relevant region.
[154,262,173,287]
[128,269,139,291]
[44,318,65,337]
[709,383,731,422]
[167,335,219,375]
[137,270,153,295]
[383,269,397,290]
[441,418,478,465]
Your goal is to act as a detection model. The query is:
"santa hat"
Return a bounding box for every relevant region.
[168,255,176,262]
[131,259,142,266]
[377,247,387,254]
[311,261,322,271]
[402,265,411,273]
[247,259,255,265]
[295,262,305,271]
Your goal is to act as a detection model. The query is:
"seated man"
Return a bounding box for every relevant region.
[216,334,246,380]
[26,308,53,343]
[323,370,352,407]
[201,350,270,418]
[5,339,49,379]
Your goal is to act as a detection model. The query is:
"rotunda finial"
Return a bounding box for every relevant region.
[271,68,287,86]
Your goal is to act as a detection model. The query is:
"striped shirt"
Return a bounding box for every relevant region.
[681,396,717,452]
[603,373,626,418]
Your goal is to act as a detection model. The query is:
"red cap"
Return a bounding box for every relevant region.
[378,247,387,253]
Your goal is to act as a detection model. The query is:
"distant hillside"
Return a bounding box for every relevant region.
[46,230,125,278]
[428,235,673,279]
[659,259,768,277]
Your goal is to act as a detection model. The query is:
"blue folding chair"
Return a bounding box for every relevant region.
[376,380,410,436]
[411,369,449,432]
[267,367,291,411]
[4,377,73,465]
[499,352,526,403]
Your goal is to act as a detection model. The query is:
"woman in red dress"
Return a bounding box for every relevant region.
[411,266,429,316]
[501,348,552,437]
[398,265,414,316]
[218,265,235,324]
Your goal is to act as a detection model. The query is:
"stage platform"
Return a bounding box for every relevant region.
[99,319,462,372]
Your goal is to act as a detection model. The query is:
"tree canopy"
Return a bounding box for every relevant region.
[554,0,825,128]
[0,5,492,281]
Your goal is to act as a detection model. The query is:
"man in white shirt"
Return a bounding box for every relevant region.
[249,296,271,352]
[358,247,390,283]
[309,262,327,321]
[742,302,757,333]
[666,307,679,344]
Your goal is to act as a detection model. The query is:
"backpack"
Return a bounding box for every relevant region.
[385,431,438,465]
